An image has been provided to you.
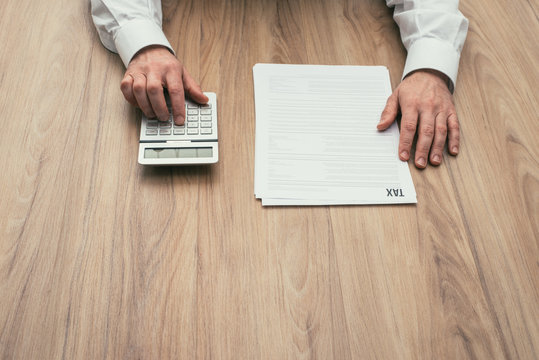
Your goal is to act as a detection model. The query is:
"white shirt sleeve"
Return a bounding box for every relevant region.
[386,0,469,91]
[90,0,172,67]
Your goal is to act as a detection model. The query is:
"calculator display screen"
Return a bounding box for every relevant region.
[144,147,213,159]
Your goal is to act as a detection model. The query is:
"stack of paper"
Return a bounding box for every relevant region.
[253,64,416,206]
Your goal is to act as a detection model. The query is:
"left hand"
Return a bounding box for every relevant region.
[377,69,460,169]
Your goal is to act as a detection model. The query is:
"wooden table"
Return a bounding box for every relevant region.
[1,0,537,358]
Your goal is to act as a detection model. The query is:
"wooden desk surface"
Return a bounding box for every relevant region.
[0,0,537,359]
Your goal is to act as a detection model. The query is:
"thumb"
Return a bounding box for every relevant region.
[377,91,399,131]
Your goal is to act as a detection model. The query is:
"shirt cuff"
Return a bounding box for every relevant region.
[402,37,462,93]
[113,19,174,67]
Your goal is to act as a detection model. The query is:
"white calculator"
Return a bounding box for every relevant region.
[138,92,218,165]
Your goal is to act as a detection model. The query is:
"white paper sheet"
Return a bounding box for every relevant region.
[253,64,416,205]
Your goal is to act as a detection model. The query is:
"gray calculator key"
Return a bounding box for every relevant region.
[173,129,185,135]
[200,109,212,115]
[200,115,211,121]
[200,121,212,128]
[187,129,199,135]
[201,104,212,109]
[187,116,198,122]
[187,109,199,115]
[159,129,172,135]
[159,122,172,128]
[200,128,212,135]
[147,121,158,128]
[187,103,198,109]
[146,129,158,135]
[187,122,198,128]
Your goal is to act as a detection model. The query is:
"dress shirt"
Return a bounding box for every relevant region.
[91,0,468,90]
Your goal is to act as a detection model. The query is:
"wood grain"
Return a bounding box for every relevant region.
[0,0,537,359]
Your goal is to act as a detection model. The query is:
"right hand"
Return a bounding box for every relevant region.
[120,45,208,125]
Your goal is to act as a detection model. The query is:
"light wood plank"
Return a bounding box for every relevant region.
[0,0,537,359]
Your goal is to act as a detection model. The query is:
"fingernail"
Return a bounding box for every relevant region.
[417,157,426,167]
[400,151,409,160]
[432,154,441,163]
[452,146,459,154]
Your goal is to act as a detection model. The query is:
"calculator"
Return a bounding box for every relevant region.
[138,92,218,165]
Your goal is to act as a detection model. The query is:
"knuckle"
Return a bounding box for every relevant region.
[167,86,183,96]
[401,97,418,110]
[163,59,181,72]
[448,120,460,132]
[120,83,130,94]
[425,93,438,104]
[120,77,130,87]
[386,94,397,106]
[423,103,438,114]
[435,124,447,137]
[403,121,417,133]
[381,107,395,118]
[421,124,435,137]
[132,81,145,93]
[147,83,162,96]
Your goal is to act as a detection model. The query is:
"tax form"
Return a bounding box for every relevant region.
[253,64,416,206]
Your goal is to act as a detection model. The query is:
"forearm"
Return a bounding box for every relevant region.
[386,0,469,91]
[90,0,173,66]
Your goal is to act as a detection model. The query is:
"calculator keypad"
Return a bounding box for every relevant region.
[141,98,217,141]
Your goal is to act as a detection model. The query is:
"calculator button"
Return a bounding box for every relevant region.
[146,121,158,128]
[187,129,199,135]
[159,123,171,129]
[200,122,212,128]
[200,115,212,121]
[187,103,198,109]
[187,116,198,122]
[200,109,212,115]
[174,129,185,135]
[146,129,158,135]
[187,109,199,115]
[187,122,199,128]
[200,128,212,135]
[173,123,185,128]
[159,129,171,135]
[201,104,212,109]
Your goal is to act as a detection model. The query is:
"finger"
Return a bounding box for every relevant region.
[398,108,418,162]
[165,72,186,125]
[182,68,208,104]
[447,112,460,155]
[146,73,169,122]
[429,112,448,166]
[132,74,155,118]
[120,74,138,107]
[378,92,399,130]
[414,111,436,168]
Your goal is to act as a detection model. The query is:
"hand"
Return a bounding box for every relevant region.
[377,69,460,169]
[120,45,209,125]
